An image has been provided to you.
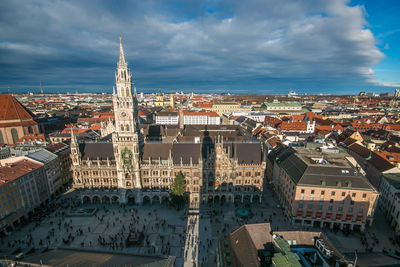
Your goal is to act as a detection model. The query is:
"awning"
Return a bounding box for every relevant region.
[297,210,303,216]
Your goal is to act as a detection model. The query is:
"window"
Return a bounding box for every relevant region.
[362,193,367,198]
[301,189,305,194]
[331,191,335,196]
[321,191,325,195]
[298,203,303,209]
[342,192,345,197]
[350,200,354,205]
[359,208,363,213]
[318,205,323,210]
[352,193,356,198]
[330,199,333,203]
[348,207,353,212]
[311,190,315,194]
[328,206,333,211]
[338,206,343,212]
[11,128,19,144]
[308,204,312,209]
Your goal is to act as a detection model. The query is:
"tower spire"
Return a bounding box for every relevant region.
[119,36,126,65]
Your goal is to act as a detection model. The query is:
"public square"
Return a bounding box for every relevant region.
[1,184,400,266]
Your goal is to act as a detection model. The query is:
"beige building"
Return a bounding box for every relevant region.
[209,102,251,116]
[71,39,265,206]
[271,146,379,231]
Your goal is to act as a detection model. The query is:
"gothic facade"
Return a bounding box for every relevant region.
[71,38,266,205]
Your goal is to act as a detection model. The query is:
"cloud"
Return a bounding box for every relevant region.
[0,0,387,93]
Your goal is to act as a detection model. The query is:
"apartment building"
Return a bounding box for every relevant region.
[183,111,220,125]
[0,174,24,235]
[271,146,379,231]
[27,148,62,197]
[379,173,400,234]
[155,111,179,125]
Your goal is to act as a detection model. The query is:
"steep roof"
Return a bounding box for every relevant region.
[229,223,272,267]
[79,143,115,160]
[143,143,172,161]
[347,143,395,172]
[236,143,262,165]
[0,94,35,121]
[172,143,201,164]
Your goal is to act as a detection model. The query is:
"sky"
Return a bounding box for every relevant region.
[0,0,399,94]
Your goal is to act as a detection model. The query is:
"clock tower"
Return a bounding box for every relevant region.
[112,37,141,201]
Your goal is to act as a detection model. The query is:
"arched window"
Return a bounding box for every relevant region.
[28,126,33,134]
[126,88,129,97]
[120,125,124,132]
[0,131,4,144]
[11,128,19,143]
[126,125,130,132]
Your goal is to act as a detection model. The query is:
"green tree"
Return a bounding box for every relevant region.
[170,172,185,209]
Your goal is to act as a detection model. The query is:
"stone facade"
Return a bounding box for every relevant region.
[71,39,265,206]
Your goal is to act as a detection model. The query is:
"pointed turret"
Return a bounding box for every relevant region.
[119,36,126,66]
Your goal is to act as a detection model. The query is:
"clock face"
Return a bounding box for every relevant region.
[120,112,127,117]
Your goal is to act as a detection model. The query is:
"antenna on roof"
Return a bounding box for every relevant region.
[40,81,43,94]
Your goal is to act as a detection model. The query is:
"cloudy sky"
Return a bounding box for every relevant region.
[0,0,399,94]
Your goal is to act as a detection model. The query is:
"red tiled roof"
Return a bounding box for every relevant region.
[0,158,42,182]
[264,116,282,127]
[183,111,219,117]
[17,133,46,144]
[193,103,213,108]
[291,115,304,122]
[267,136,280,148]
[280,121,306,131]
[0,94,35,121]
[315,125,332,132]
[384,124,400,131]
[89,124,101,130]
[347,143,394,172]
[61,128,89,134]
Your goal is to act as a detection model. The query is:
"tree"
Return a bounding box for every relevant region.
[171,172,185,196]
[170,172,185,210]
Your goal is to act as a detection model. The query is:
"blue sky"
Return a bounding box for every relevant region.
[0,0,399,94]
[350,0,400,88]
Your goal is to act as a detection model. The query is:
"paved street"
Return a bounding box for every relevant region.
[1,185,400,266]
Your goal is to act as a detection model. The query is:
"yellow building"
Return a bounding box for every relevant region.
[153,90,174,107]
[0,164,26,234]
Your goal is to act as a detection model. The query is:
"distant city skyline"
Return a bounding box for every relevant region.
[1,0,399,94]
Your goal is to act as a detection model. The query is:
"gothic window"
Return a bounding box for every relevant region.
[120,125,124,132]
[11,128,19,143]
[126,125,130,132]
[126,181,131,186]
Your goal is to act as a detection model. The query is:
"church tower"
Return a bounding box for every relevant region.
[112,37,141,201]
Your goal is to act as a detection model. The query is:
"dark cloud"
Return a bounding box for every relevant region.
[0,0,388,93]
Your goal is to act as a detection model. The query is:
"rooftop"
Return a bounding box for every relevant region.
[0,158,42,182]
[277,147,375,190]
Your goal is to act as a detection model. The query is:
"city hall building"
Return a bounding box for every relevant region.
[71,39,266,205]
